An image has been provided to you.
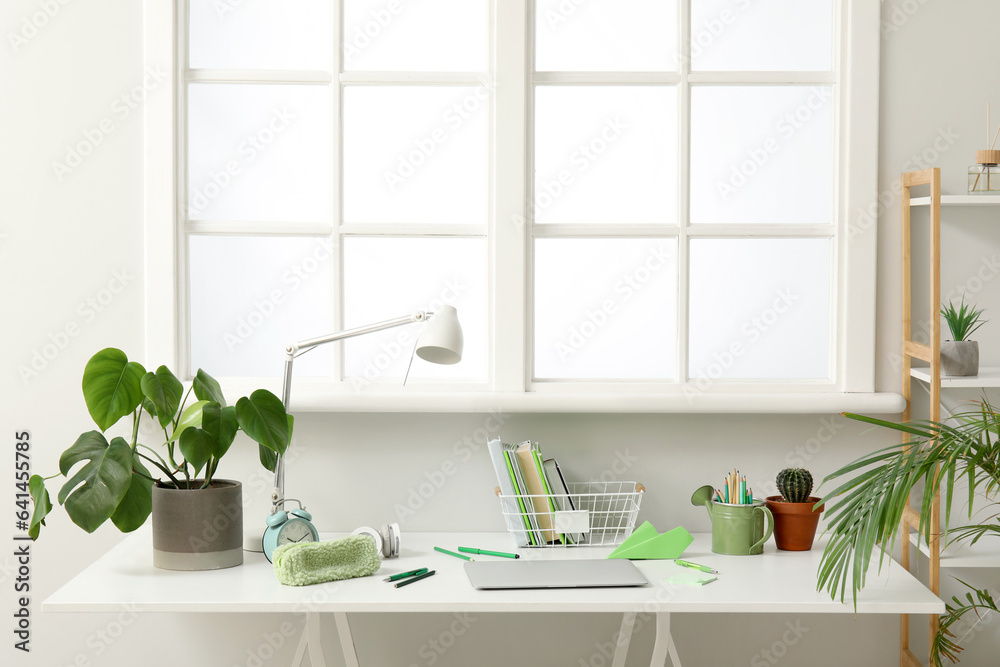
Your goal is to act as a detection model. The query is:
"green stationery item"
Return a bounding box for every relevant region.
[272,535,380,586]
[434,546,473,561]
[383,568,429,582]
[458,547,519,559]
[504,450,539,546]
[607,521,694,560]
[394,570,436,588]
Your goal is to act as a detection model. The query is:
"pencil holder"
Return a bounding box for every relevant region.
[707,499,774,556]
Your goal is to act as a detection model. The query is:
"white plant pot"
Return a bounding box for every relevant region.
[941,340,979,377]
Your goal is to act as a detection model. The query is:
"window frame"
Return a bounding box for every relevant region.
[144,0,899,413]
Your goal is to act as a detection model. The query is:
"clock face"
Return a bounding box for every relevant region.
[278,520,316,546]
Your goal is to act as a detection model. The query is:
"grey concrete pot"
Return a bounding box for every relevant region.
[941,340,979,377]
[151,480,243,571]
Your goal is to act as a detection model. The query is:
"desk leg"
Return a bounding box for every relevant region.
[291,613,329,667]
[611,612,637,667]
[649,613,682,667]
[333,611,360,667]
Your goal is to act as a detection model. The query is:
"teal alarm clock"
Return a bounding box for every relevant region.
[263,505,319,563]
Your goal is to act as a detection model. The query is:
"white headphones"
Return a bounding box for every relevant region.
[351,523,401,558]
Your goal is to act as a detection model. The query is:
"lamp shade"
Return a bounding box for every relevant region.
[415,305,463,365]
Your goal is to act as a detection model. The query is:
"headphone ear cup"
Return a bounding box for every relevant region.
[382,523,401,558]
[266,511,288,527]
[379,524,392,558]
[352,526,383,556]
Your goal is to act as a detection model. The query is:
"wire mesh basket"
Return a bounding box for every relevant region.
[495,481,644,548]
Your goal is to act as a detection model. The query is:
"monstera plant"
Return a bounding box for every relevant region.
[817,401,1000,665]
[29,347,291,539]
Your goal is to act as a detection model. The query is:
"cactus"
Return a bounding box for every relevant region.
[776,468,813,503]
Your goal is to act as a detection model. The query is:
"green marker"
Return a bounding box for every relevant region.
[458,547,519,559]
[383,568,429,582]
[434,546,473,561]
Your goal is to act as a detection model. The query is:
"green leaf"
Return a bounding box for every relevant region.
[140,366,184,430]
[58,433,134,533]
[259,444,278,472]
[193,369,227,407]
[167,400,210,443]
[202,404,238,461]
[28,475,52,540]
[109,455,153,532]
[235,390,289,457]
[179,428,215,477]
[257,414,292,474]
[82,348,146,431]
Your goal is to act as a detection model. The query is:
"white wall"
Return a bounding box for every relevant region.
[3,1,999,666]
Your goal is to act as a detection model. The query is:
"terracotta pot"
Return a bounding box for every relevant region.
[765,496,824,551]
[151,480,243,570]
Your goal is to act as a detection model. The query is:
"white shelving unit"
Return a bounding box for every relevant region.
[909,532,1000,569]
[910,194,1000,206]
[910,366,1000,388]
[901,171,1000,667]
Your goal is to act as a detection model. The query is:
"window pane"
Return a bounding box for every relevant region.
[688,238,831,380]
[344,0,487,71]
[343,86,487,224]
[187,84,333,222]
[343,237,487,381]
[690,0,833,71]
[189,0,332,70]
[690,86,833,225]
[534,86,676,224]
[534,238,677,379]
[535,0,678,72]
[189,235,335,378]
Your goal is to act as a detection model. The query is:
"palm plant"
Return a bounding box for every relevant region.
[817,400,1000,665]
[941,297,987,341]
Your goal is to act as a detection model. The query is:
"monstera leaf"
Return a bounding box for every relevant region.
[28,475,52,540]
[140,366,184,429]
[192,369,226,406]
[58,432,133,533]
[109,454,153,532]
[236,390,290,457]
[82,348,146,431]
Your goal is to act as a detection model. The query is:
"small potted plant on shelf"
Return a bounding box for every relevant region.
[765,468,824,551]
[28,348,292,571]
[940,297,986,376]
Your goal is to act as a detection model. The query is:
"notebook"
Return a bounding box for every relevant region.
[464,559,648,590]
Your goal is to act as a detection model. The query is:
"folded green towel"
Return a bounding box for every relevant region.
[273,535,381,586]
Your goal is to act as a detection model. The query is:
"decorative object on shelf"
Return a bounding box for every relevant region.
[26,348,292,571]
[691,484,773,556]
[765,468,824,551]
[970,103,1000,193]
[257,306,463,561]
[940,296,986,376]
[817,404,1000,665]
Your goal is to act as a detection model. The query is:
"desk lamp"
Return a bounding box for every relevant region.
[252,305,463,559]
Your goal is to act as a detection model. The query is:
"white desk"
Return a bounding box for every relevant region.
[44,531,944,667]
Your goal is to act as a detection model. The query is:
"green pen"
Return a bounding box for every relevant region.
[383,568,429,582]
[458,547,520,559]
[674,559,720,575]
[434,546,473,561]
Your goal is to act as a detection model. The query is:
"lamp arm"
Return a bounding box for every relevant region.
[270,310,429,513]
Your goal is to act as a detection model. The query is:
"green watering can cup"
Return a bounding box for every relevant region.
[691,484,774,556]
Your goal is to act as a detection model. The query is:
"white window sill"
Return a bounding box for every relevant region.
[221,380,905,414]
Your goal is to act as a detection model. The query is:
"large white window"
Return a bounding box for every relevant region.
[145,0,887,412]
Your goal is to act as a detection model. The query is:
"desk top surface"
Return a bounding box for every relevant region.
[43,531,944,615]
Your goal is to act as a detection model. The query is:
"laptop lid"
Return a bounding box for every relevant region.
[464,559,648,590]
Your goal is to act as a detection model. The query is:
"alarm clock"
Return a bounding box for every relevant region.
[262,505,319,563]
